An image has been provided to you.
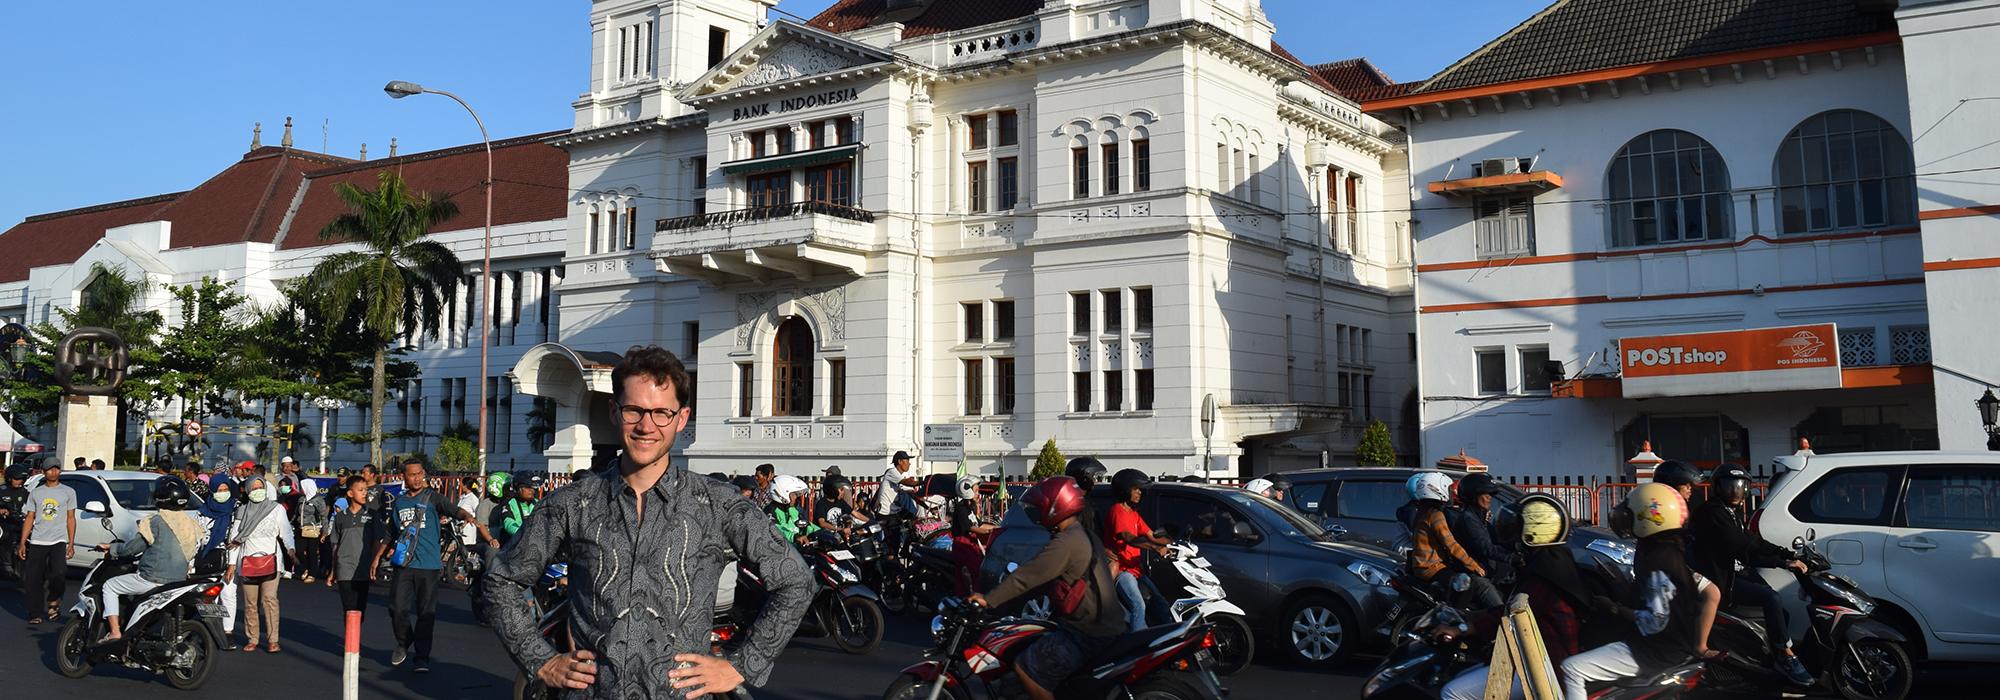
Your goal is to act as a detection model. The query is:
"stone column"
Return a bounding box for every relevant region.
[58,395,117,471]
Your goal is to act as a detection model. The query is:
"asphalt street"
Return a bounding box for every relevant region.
[0,576,1360,699]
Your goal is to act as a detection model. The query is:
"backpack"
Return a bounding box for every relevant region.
[389,493,429,567]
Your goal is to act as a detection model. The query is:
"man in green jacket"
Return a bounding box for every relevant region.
[500,473,545,544]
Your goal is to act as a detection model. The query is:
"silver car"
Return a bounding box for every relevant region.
[25,470,194,568]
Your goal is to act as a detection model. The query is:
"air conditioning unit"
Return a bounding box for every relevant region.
[1480,158,1522,177]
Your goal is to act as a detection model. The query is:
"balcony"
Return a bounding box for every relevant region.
[1427,170,1564,198]
[652,201,881,284]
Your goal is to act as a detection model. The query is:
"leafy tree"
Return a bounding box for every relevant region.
[1,263,163,441]
[304,170,464,468]
[1031,438,1066,479]
[241,281,420,463]
[525,398,556,452]
[152,277,255,428]
[1356,419,1397,467]
[434,436,478,473]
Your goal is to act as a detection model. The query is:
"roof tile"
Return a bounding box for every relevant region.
[277,132,569,251]
[0,193,181,283]
[808,0,1045,39]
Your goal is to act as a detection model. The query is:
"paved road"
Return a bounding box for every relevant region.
[0,576,1359,699]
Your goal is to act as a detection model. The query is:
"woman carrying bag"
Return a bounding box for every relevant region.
[230,474,294,653]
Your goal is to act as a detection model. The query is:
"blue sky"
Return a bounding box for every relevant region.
[0,1,1547,229]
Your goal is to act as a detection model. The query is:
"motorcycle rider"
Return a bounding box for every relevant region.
[501,473,545,545]
[1106,468,1170,632]
[767,475,818,546]
[94,477,204,644]
[0,466,27,580]
[814,476,869,536]
[1438,494,1594,700]
[948,476,998,597]
[1688,465,1813,686]
[1650,460,1701,505]
[968,477,1128,700]
[1563,483,1723,700]
[1243,474,1291,504]
[1402,472,1500,608]
[1450,473,1515,583]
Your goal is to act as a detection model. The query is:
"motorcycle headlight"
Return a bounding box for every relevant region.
[1347,560,1393,587]
[1586,539,1637,568]
[1815,576,1875,615]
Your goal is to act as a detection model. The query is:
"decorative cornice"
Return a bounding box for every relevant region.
[547,115,706,148]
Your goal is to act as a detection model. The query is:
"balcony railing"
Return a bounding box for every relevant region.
[657,201,874,233]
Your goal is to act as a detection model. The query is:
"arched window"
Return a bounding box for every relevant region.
[1608,129,1732,247]
[772,316,814,416]
[1774,110,1915,234]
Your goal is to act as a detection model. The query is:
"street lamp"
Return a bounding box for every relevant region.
[1978,389,1999,451]
[385,80,493,476]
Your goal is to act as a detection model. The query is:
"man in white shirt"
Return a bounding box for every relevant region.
[875,451,920,517]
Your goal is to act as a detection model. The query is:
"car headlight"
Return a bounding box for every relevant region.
[1347,560,1393,587]
[1586,539,1636,568]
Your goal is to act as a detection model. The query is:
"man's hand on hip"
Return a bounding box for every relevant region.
[537,649,599,690]
[668,653,744,699]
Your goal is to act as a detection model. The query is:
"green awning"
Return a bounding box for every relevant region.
[720,143,861,175]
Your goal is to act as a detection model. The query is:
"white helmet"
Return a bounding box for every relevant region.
[956,476,979,500]
[1406,471,1453,502]
[770,474,809,504]
[1243,478,1275,496]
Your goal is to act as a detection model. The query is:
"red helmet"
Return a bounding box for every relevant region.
[1022,476,1086,531]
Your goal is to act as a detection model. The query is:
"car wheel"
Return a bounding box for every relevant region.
[1279,594,1356,666]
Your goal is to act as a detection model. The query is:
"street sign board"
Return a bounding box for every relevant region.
[1619,323,1842,398]
[921,423,964,462]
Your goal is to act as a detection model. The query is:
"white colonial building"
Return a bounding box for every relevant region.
[1369,0,1997,478]
[1,0,1419,478]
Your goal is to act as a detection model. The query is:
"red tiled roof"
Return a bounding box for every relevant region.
[277,132,569,251]
[1308,58,1395,99]
[807,0,1045,39]
[0,193,183,283]
[1347,82,1417,103]
[1269,42,1343,95]
[149,147,352,250]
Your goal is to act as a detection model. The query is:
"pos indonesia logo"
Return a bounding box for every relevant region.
[55,326,129,396]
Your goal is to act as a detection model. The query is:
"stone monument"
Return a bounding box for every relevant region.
[54,327,128,468]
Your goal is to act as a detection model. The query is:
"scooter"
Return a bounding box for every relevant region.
[55,524,228,690]
[1702,528,1915,700]
[883,597,1226,700]
[1360,602,1482,700]
[737,536,887,655]
[1159,541,1256,676]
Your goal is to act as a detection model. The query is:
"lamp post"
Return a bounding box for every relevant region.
[1978,389,1999,451]
[386,80,492,476]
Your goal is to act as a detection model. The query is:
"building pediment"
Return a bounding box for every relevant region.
[681,20,898,103]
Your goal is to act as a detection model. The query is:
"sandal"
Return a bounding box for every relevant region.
[27,618,43,625]
[241,642,260,653]
[267,643,281,653]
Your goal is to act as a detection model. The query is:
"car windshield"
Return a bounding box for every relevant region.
[1215,489,1333,541]
[104,478,158,510]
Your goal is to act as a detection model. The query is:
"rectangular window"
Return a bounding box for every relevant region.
[996,357,1017,415]
[806,120,826,150]
[587,212,601,254]
[828,358,846,417]
[1217,144,1230,191]
[606,208,621,251]
[806,163,852,205]
[1361,374,1373,421]
[1361,329,1372,364]
[776,129,794,154]
[963,359,984,416]
[625,207,638,250]
[1103,144,1121,195]
[1104,370,1123,411]
[967,160,988,213]
[736,363,753,417]
[1247,153,1260,201]
[1232,149,1245,195]
[997,157,1019,210]
[748,172,791,207]
[1135,368,1154,410]
[618,27,629,81]
[1072,147,1089,199]
[1101,289,1121,333]
[997,110,1019,147]
[1133,139,1151,192]
[1072,292,1090,335]
[836,116,855,145]
[1338,372,1353,407]
[748,130,766,158]
[1475,197,1535,258]
[646,21,655,75]
[962,302,984,343]
[967,114,989,150]
[683,321,700,361]
[1520,347,1552,392]
[994,300,1015,341]
[1133,288,1152,333]
[693,156,708,188]
[708,27,729,67]
[1073,371,1092,412]
[1902,466,2000,531]
[1476,349,1507,394]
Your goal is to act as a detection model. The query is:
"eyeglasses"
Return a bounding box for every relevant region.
[617,404,685,426]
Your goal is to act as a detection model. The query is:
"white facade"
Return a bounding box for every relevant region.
[1380,23,1963,479]
[1,0,1418,479]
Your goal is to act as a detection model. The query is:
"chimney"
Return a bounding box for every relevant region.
[389,137,399,157]
[251,122,263,149]
[360,143,369,160]
[281,117,294,149]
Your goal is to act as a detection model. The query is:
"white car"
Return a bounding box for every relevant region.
[24,470,195,569]
[1755,450,2000,663]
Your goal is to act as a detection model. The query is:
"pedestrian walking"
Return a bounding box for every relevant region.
[298,476,329,584]
[0,466,28,582]
[230,474,294,653]
[19,458,76,624]
[326,476,384,624]
[194,473,241,648]
[369,458,497,672]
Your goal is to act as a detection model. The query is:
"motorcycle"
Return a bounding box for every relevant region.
[440,520,483,591]
[1158,541,1255,676]
[1702,528,1915,700]
[55,525,228,690]
[513,561,748,700]
[883,597,1226,700]
[1360,602,1482,699]
[737,536,887,655]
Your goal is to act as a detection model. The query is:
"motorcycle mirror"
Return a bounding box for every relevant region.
[102,517,115,532]
[1792,536,1806,549]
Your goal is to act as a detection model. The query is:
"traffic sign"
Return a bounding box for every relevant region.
[184,420,203,437]
[921,424,964,462]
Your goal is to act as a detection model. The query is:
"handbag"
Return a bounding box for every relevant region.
[301,523,323,539]
[240,552,278,579]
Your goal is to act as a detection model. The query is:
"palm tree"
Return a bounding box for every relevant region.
[304,170,463,468]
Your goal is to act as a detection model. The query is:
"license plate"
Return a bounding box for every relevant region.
[1191,557,1211,568]
[828,550,855,561]
[197,604,226,619]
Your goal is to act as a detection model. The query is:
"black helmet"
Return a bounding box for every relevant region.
[1652,460,1702,488]
[152,476,193,511]
[1064,457,1108,489]
[1459,473,1502,503]
[1710,464,1754,504]
[1110,468,1151,499]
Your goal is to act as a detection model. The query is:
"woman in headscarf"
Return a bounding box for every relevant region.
[296,477,328,583]
[229,474,294,653]
[195,472,241,649]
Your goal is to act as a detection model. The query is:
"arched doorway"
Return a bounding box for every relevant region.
[774,316,814,416]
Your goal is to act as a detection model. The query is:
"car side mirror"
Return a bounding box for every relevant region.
[1231,521,1260,544]
[83,500,108,515]
[1320,519,1348,538]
